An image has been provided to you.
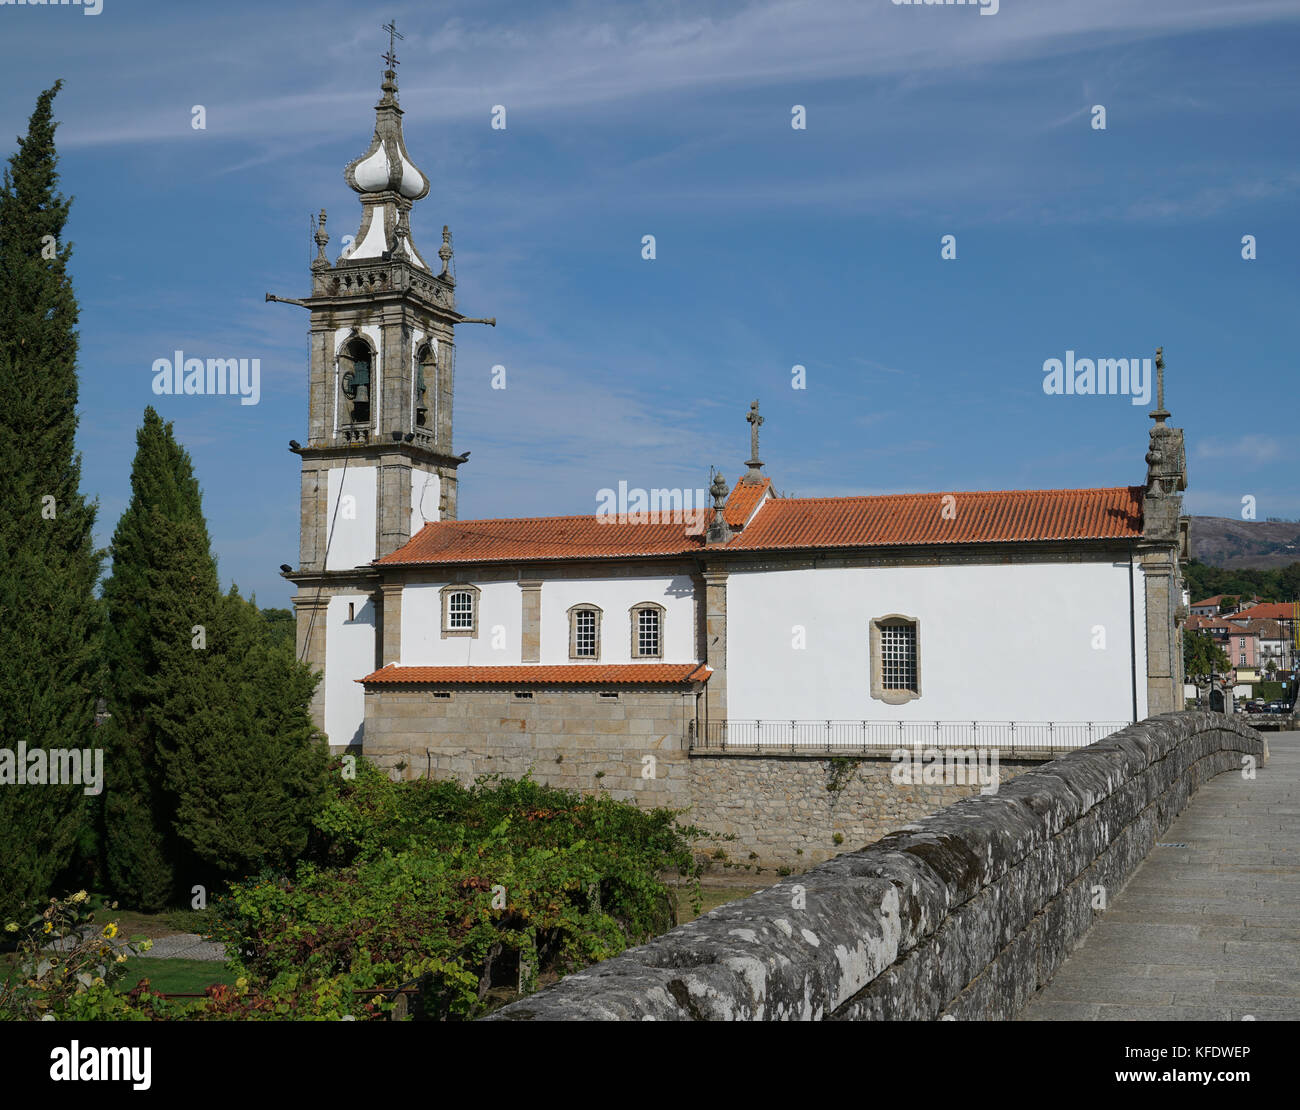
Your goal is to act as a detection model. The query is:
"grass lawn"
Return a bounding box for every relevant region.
[116,958,236,995]
[672,882,768,925]
[3,953,235,996]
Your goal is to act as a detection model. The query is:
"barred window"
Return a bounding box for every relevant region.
[448,591,474,628]
[880,624,917,691]
[631,604,664,659]
[576,610,596,654]
[568,605,602,660]
[870,614,921,704]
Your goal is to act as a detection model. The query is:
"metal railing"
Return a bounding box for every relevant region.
[687,719,1131,754]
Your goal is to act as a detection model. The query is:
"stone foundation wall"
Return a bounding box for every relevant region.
[363,686,695,811]
[689,753,1045,870]
[487,713,1267,1021]
[363,687,1058,869]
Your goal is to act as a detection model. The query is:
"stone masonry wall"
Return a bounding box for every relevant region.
[689,754,1045,870]
[487,712,1266,1021]
[363,686,695,812]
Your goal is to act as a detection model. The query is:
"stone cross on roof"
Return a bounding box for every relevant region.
[744,399,765,483]
[1150,346,1170,425]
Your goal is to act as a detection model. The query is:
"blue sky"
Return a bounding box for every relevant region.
[3,0,1298,606]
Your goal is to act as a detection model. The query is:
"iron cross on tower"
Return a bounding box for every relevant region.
[382,19,404,69]
[746,399,764,478]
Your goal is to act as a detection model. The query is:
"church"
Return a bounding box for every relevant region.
[278,54,1190,780]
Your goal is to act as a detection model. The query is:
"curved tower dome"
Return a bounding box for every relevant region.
[340,64,432,268]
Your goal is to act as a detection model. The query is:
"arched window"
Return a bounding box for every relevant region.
[630,602,665,659]
[568,604,603,660]
[340,336,374,425]
[440,583,480,638]
[415,342,437,429]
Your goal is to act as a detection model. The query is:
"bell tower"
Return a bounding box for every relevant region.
[273,28,494,746]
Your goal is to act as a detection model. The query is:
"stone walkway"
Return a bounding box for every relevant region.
[48,930,226,962]
[1020,730,1300,1020]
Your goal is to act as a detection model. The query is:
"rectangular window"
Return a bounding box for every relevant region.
[448,591,474,629]
[514,690,533,700]
[432,691,451,699]
[880,624,917,691]
[599,691,619,699]
[1240,653,1246,665]
[575,610,597,657]
[637,608,660,657]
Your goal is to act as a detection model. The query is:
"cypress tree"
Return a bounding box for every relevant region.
[100,408,216,909]
[156,583,327,881]
[0,82,103,922]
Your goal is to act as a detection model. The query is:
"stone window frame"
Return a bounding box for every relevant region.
[630,602,666,660]
[336,330,378,429]
[567,603,603,661]
[869,613,921,705]
[440,583,480,638]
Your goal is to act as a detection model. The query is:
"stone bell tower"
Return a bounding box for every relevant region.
[274,31,493,746]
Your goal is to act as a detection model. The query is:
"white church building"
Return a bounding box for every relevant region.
[278,55,1190,768]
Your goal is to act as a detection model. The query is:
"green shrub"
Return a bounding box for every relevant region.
[209,764,701,1019]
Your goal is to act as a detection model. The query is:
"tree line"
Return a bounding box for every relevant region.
[1183,559,1300,606]
[0,84,326,922]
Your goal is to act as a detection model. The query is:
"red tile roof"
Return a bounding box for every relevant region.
[376,512,707,566]
[359,663,712,686]
[1243,618,1287,638]
[724,476,771,527]
[728,486,1144,551]
[1193,594,1261,609]
[377,484,1145,566]
[1233,603,1298,623]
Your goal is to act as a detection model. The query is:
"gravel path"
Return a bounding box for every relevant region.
[46,930,227,962]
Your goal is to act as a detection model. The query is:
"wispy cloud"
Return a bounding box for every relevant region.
[1195,435,1288,465]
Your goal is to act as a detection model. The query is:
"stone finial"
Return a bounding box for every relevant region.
[710,471,729,511]
[439,225,453,278]
[706,471,734,546]
[313,208,330,268]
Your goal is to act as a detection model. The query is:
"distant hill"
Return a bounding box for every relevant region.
[1188,517,1300,570]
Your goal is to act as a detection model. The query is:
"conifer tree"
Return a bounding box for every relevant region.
[100,408,216,908]
[155,581,327,882]
[0,82,103,921]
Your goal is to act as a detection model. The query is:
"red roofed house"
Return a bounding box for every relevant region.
[279,65,1192,790]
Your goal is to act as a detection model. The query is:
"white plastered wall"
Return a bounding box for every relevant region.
[401,580,523,665]
[540,576,696,664]
[325,464,378,570]
[410,467,440,530]
[324,594,376,748]
[726,559,1148,724]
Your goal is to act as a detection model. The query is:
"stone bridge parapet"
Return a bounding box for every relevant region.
[487,712,1266,1020]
